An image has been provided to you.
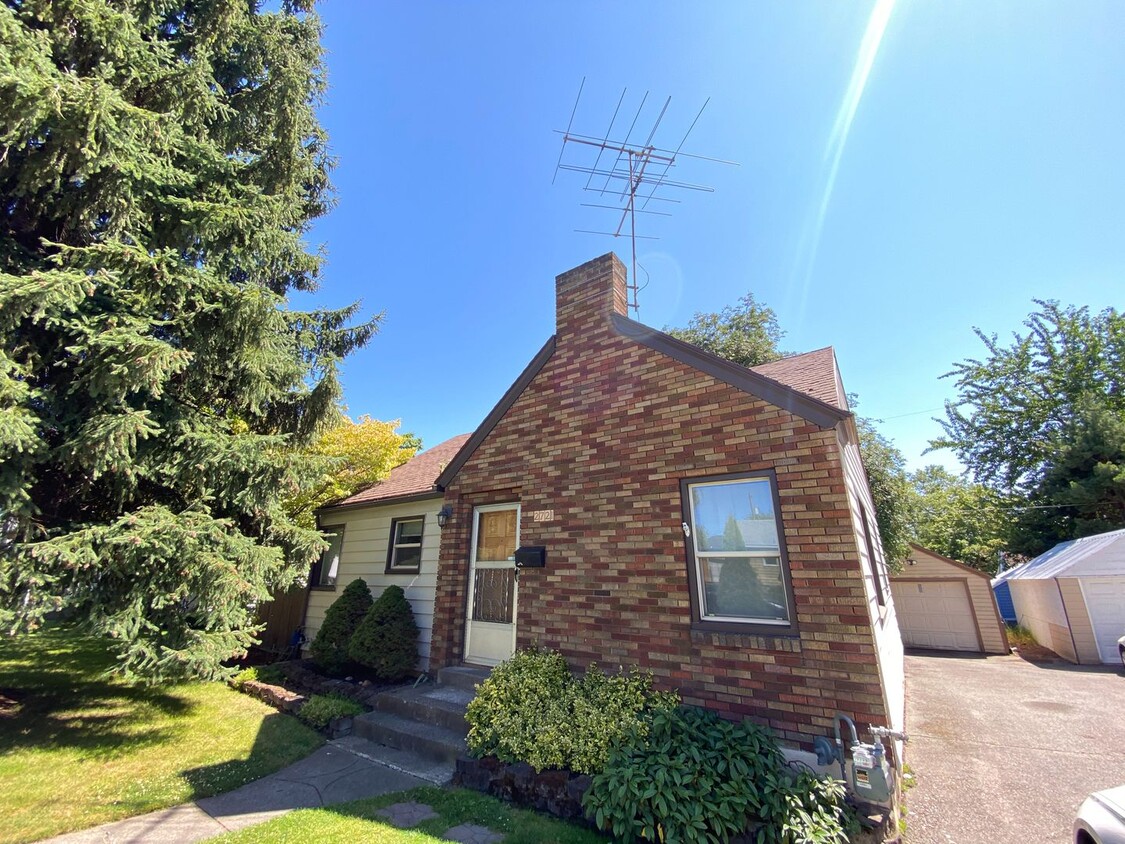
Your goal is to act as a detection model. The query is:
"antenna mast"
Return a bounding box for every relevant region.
[552,79,737,314]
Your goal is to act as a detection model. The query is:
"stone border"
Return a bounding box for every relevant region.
[452,756,592,825]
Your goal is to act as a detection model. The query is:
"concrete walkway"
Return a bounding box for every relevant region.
[43,739,428,843]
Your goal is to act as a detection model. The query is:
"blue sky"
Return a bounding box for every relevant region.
[301,1,1124,474]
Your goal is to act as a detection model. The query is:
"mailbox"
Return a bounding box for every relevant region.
[514,546,546,568]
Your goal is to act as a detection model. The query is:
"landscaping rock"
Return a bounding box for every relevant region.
[442,823,503,843]
[453,756,592,826]
[376,801,439,828]
[240,680,306,714]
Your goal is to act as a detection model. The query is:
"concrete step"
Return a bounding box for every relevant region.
[436,664,491,694]
[373,683,475,736]
[353,709,467,764]
[331,734,455,786]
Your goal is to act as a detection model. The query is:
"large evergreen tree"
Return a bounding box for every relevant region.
[0,0,376,680]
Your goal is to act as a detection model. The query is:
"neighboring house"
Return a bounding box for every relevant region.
[891,544,1008,654]
[423,253,904,755]
[305,433,471,670]
[993,527,1125,665]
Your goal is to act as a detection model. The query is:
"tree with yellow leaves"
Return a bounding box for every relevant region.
[287,417,420,529]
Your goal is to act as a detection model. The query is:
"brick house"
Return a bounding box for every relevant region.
[426,252,904,754]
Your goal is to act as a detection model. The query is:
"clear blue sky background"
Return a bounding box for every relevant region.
[300,1,1124,474]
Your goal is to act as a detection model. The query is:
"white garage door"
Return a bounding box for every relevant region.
[1080,576,1125,664]
[891,579,980,652]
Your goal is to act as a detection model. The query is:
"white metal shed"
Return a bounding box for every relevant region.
[996,527,1125,665]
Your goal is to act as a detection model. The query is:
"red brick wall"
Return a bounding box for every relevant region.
[431,253,889,748]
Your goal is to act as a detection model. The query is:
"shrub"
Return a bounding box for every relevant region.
[230,667,258,689]
[348,585,419,682]
[256,664,285,685]
[309,578,373,675]
[583,705,851,844]
[297,693,365,729]
[465,648,677,775]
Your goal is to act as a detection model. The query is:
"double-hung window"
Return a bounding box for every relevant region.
[681,471,797,634]
[386,517,424,574]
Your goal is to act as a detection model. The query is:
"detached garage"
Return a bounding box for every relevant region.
[995,527,1125,665]
[890,544,1009,654]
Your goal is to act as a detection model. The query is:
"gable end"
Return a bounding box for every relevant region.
[611,313,850,429]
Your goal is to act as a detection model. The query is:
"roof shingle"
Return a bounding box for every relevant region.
[749,347,846,411]
[326,433,471,509]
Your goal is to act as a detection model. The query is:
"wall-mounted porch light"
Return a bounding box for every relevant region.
[437,504,453,529]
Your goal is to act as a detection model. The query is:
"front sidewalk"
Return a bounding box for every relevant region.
[43,740,427,843]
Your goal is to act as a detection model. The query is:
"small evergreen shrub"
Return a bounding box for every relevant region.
[297,693,365,729]
[582,705,851,844]
[465,648,678,775]
[309,578,373,675]
[347,585,419,682]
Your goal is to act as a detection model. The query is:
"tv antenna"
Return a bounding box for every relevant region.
[552,78,738,314]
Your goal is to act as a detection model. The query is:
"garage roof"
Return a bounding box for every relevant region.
[997,527,1125,581]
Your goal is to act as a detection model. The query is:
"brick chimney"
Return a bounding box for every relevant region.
[555,253,628,340]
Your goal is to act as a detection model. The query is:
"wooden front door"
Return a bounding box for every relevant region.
[464,503,519,666]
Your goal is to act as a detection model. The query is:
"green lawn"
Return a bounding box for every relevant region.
[214,786,606,844]
[0,627,323,844]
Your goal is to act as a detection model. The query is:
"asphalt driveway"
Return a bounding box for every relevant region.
[904,652,1125,844]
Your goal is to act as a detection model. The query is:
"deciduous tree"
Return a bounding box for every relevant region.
[908,465,1013,572]
[286,417,419,530]
[664,292,784,368]
[933,301,1124,554]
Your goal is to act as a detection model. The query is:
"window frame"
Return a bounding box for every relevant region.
[310,525,345,590]
[385,516,426,574]
[859,507,887,608]
[679,470,799,636]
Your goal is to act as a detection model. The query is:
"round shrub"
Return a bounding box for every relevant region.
[347,584,418,682]
[297,693,365,729]
[465,648,678,775]
[582,705,851,844]
[309,578,372,675]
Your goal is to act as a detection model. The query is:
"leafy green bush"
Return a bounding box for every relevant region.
[297,693,365,729]
[310,579,373,675]
[465,648,677,775]
[347,585,419,682]
[582,706,851,844]
[231,664,287,690]
[230,666,258,689]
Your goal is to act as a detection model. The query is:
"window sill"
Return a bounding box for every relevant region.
[309,584,338,592]
[690,622,801,652]
[384,568,421,576]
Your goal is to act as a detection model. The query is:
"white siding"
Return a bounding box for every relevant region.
[305,498,443,670]
[837,421,905,744]
[1010,578,1077,663]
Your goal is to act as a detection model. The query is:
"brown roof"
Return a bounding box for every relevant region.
[326,433,471,509]
[749,347,847,411]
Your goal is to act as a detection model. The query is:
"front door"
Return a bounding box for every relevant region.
[464,503,519,666]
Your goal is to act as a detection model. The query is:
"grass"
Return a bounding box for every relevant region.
[1005,623,1038,648]
[0,626,324,844]
[213,786,606,844]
